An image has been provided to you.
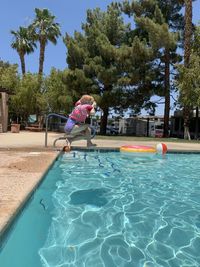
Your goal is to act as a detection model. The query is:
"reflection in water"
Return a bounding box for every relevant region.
[38,152,200,267]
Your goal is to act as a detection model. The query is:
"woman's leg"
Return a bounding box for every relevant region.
[70,124,89,135]
[69,124,96,146]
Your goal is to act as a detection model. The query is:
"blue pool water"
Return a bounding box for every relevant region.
[0,151,200,267]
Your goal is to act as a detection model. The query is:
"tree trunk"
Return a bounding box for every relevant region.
[19,52,26,75]
[163,49,170,138]
[194,106,199,140]
[100,107,109,135]
[183,106,191,140]
[184,0,192,67]
[38,39,46,76]
[146,117,149,137]
[183,0,192,140]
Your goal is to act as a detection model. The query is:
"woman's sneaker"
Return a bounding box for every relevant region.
[87,141,97,147]
[66,136,73,145]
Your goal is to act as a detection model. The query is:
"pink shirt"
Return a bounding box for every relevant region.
[70,104,93,122]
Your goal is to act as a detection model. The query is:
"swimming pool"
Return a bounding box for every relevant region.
[0,151,200,266]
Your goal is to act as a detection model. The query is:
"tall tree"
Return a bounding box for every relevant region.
[183,0,193,139]
[157,0,184,137]
[31,8,61,76]
[177,24,200,139]
[64,4,153,134]
[11,26,36,75]
[122,0,184,137]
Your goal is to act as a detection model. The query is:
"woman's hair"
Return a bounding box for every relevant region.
[80,95,94,104]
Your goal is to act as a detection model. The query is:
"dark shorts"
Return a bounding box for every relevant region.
[64,118,76,133]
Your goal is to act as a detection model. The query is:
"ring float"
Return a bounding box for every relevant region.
[120,143,167,155]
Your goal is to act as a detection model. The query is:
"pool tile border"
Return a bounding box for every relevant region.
[71,146,200,154]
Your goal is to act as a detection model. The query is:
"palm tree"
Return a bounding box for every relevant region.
[31,8,61,76]
[183,0,192,139]
[11,26,36,75]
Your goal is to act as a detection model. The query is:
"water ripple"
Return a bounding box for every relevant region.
[39,152,200,266]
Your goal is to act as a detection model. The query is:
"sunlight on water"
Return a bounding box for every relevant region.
[1,151,200,267]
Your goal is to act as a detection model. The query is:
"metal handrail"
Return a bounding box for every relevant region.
[45,113,96,147]
[45,113,68,147]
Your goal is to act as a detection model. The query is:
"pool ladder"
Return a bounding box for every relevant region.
[44,113,96,148]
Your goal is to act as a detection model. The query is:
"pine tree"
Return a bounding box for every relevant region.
[64,3,153,134]
[177,24,200,139]
[122,0,184,137]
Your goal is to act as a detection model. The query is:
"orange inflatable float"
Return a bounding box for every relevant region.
[120,143,167,155]
[120,145,156,153]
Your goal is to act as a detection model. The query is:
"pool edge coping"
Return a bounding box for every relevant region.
[0,150,61,243]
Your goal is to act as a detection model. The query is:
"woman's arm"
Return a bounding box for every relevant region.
[89,101,97,115]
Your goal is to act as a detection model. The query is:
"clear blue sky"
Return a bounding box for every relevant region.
[1,0,199,75]
[1,0,200,115]
[0,0,115,74]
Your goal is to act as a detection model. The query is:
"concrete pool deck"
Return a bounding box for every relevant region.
[1,131,200,151]
[1,131,200,236]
